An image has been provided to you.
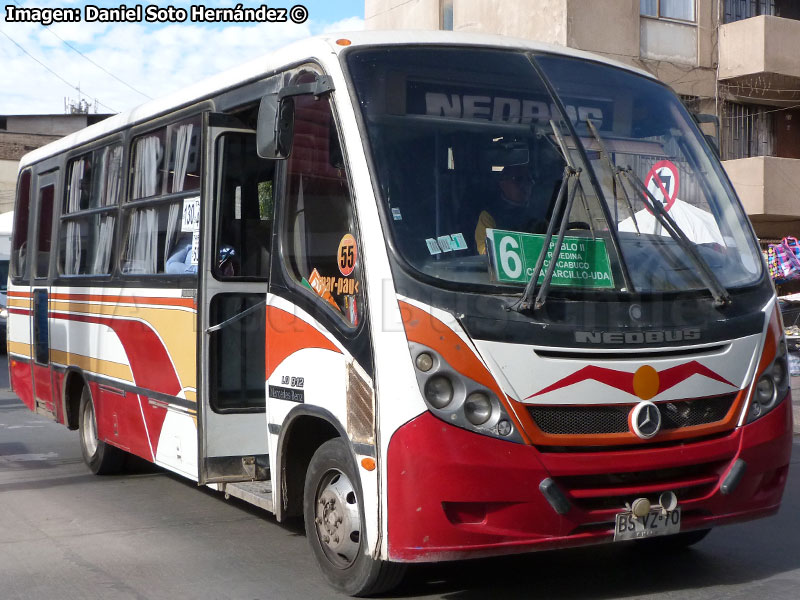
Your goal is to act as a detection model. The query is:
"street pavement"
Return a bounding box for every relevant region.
[2,357,800,599]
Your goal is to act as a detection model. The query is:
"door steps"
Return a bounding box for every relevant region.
[222,480,274,513]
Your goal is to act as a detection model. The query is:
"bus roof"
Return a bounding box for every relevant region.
[19,30,654,171]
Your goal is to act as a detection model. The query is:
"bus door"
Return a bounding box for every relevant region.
[198,114,275,483]
[30,169,58,418]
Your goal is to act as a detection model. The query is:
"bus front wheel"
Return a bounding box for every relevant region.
[303,438,405,596]
[78,387,125,475]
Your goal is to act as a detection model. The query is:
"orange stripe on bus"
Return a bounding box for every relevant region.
[8,290,195,308]
[265,306,342,378]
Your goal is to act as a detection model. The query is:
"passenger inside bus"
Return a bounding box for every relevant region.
[165,233,196,274]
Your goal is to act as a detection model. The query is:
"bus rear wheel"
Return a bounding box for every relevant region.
[303,438,405,596]
[78,387,125,475]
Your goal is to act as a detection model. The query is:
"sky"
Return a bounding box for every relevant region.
[0,1,365,115]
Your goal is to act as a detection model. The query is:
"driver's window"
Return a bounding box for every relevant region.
[214,132,275,280]
[282,93,362,328]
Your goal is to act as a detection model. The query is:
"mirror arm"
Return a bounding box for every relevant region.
[278,76,335,100]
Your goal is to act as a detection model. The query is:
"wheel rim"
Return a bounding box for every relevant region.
[81,397,98,457]
[314,469,362,568]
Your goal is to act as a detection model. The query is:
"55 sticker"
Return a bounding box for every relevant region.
[338,233,357,276]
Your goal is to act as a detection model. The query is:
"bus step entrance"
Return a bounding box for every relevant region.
[222,481,274,513]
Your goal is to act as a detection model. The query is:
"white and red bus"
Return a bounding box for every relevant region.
[9,32,792,595]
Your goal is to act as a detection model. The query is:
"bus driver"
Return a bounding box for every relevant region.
[474,164,544,254]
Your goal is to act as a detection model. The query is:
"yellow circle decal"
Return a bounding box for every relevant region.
[338,233,357,277]
[633,365,659,400]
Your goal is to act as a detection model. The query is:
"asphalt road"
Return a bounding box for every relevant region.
[2,354,800,600]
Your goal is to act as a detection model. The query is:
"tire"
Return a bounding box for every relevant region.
[78,386,125,475]
[635,528,711,551]
[303,438,406,596]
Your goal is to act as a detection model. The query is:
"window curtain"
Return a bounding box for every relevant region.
[90,215,115,275]
[164,124,193,262]
[100,145,122,206]
[127,136,161,273]
[64,160,84,275]
[90,145,122,274]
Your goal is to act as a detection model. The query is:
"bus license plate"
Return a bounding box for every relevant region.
[613,508,681,542]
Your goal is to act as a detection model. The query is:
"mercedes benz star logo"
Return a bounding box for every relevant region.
[629,401,662,439]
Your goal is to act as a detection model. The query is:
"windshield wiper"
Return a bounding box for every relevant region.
[511,164,581,312]
[586,119,640,235]
[585,119,730,307]
[620,168,731,307]
[513,119,596,312]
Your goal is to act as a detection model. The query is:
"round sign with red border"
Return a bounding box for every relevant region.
[338,233,357,276]
[643,160,680,213]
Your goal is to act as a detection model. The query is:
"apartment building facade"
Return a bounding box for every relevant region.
[365,0,800,240]
[0,113,111,212]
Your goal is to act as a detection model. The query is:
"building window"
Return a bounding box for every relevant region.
[441,0,453,30]
[724,0,800,23]
[680,94,702,113]
[722,102,774,160]
[60,144,122,275]
[641,0,696,21]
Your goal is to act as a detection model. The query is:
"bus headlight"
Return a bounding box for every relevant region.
[410,343,523,443]
[425,375,454,408]
[464,392,492,425]
[755,376,776,406]
[747,339,789,423]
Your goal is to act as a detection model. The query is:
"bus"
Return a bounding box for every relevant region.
[8,31,792,596]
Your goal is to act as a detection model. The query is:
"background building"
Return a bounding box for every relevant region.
[365,0,800,241]
[0,113,111,212]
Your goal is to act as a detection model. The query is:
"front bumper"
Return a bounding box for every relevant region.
[386,392,793,562]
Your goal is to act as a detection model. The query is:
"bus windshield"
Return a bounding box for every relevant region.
[346,47,763,295]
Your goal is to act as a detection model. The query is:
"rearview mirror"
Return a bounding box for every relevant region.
[257,95,294,159]
[483,140,529,169]
[256,75,334,160]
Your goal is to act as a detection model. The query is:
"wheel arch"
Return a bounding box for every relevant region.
[62,367,89,431]
[275,405,355,522]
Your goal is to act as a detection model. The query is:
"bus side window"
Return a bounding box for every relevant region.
[214,132,275,280]
[59,145,122,276]
[282,94,362,328]
[35,183,55,279]
[11,170,31,280]
[122,116,202,275]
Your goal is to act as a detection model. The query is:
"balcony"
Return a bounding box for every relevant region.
[723,156,800,237]
[719,15,800,103]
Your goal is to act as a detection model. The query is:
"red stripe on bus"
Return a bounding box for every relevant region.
[53,312,183,397]
[527,361,735,399]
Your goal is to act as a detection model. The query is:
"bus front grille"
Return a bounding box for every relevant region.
[527,394,737,436]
